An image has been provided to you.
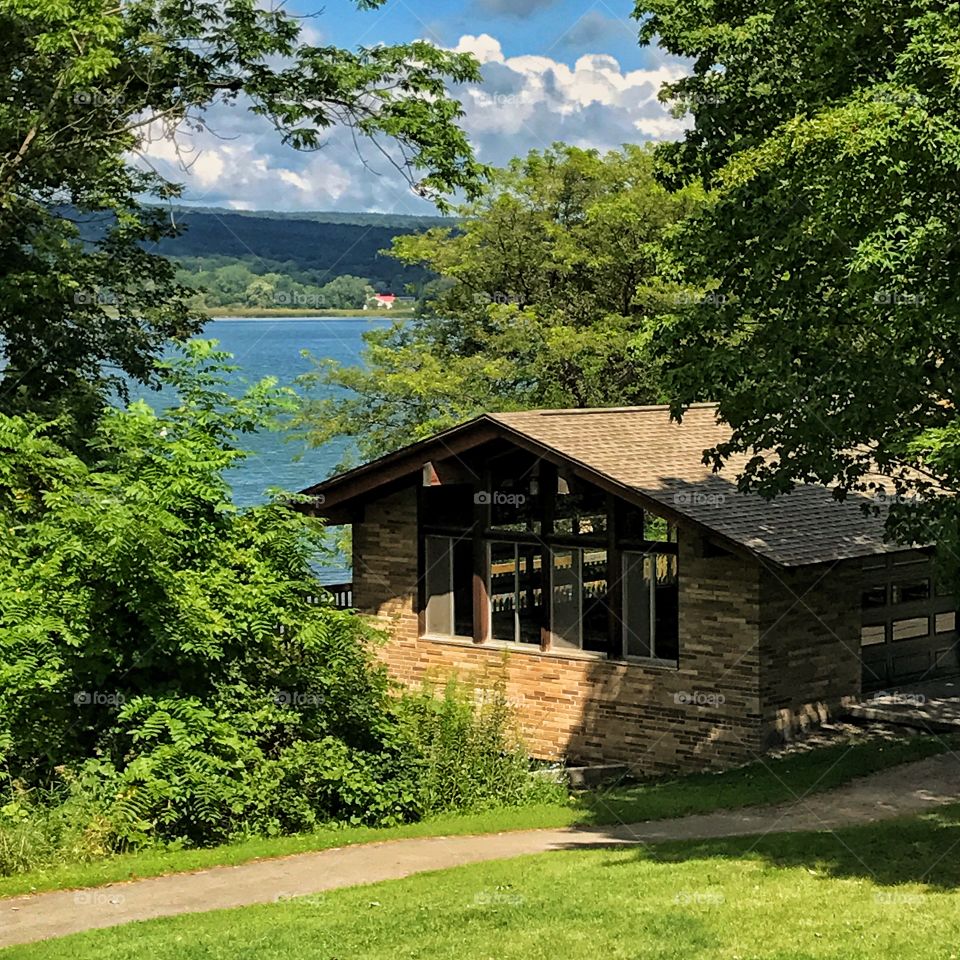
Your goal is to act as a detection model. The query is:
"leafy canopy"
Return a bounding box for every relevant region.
[299,143,702,460]
[0,0,485,429]
[635,0,960,558]
[0,343,553,848]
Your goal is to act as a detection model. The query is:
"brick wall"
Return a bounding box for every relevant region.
[352,484,777,773]
[758,560,862,745]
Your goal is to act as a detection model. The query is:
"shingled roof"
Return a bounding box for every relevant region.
[303,402,908,568]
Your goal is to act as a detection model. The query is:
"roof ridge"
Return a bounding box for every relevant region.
[492,402,719,418]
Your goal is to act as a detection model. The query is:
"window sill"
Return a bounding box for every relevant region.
[623,655,680,671]
[420,634,655,664]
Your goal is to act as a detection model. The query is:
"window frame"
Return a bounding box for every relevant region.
[621,549,680,666]
[418,460,681,663]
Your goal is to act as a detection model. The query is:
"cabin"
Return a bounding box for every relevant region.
[302,404,958,772]
[365,293,398,309]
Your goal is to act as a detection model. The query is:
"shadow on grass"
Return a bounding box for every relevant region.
[629,804,960,891]
[568,733,955,827]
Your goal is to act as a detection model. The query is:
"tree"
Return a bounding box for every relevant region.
[0,0,484,431]
[0,343,558,849]
[319,274,372,310]
[298,143,701,460]
[635,0,960,564]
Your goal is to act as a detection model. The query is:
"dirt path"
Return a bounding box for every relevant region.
[4,752,960,950]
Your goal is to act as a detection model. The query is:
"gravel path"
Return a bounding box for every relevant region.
[4,752,960,949]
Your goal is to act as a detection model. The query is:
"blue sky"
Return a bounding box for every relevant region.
[142,0,688,214]
[311,0,664,71]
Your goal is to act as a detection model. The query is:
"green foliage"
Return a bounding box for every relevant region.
[400,678,563,817]
[143,208,452,295]
[0,772,114,877]
[634,0,960,563]
[298,143,701,459]
[173,262,374,312]
[0,346,556,866]
[1,0,484,428]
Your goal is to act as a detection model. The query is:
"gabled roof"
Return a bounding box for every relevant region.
[301,403,908,568]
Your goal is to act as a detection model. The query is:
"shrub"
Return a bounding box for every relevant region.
[399,677,564,816]
[0,345,562,872]
[0,772,114,876]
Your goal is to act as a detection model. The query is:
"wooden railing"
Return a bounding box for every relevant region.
[320,582,354,609]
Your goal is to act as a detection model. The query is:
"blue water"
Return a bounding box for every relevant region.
[134,317,390,506]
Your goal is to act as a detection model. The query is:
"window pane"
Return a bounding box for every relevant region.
[581,548,608,652]
[516,547,545,644]
[653,553,680,661]
[554,477,607,538]
[623,553,652,658]
[424,536,453,636]
[892,616,929,641]
[644,513,673,542]
[550,548,581,649]
[421,484,473,530]
[490,542,518,643]
[892,579,931,604]
[861,585,887,609]
[488,454,541,534]
[452,538,475,638]
[936,612,956,634]
[861,624,886,647]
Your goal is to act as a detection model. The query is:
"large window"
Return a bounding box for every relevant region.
[420,457,679,664]
[424,535,474,639]
[549,547,610,653]
[490,542,544,644]
[623,552,679,662]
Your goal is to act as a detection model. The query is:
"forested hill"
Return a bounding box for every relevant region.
[151,206,453,290]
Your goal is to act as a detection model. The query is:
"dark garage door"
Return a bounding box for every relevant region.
[861,551,959,690]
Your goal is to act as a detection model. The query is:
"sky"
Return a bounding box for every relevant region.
[142,0,690,215]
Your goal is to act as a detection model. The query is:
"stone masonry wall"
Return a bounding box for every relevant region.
[758,560,863,745]
[353,484,773,773]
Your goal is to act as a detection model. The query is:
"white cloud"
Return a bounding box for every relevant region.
[137,33,690,212]
[452,35,688,155]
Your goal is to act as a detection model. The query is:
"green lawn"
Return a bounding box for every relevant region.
[0,732,951,900]
[7,803,960,959]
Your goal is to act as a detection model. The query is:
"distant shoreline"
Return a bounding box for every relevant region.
[205,306,415,319]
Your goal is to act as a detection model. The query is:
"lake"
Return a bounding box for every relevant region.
[131,317,391,579]
[135,316,390,504]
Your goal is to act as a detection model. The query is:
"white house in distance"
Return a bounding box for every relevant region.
[365,293,416,310]
[365,293,397,309]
